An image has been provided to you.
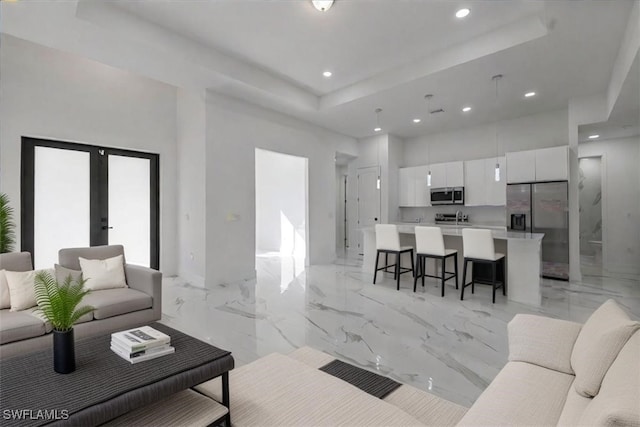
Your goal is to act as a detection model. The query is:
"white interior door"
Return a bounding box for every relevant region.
[357,166,380,254]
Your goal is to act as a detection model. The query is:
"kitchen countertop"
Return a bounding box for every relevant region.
[363,222,544,240]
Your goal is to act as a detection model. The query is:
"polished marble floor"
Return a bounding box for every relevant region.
[161,252,640,407]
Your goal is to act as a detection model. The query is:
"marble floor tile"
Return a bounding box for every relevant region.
[160,253,640,408]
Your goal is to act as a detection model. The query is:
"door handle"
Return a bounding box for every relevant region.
[102,226,113,230]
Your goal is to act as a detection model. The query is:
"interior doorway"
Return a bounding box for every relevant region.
[21,137,159,269]
[357,166,381,255]
[579,156,603,274]
[255,148,308,260]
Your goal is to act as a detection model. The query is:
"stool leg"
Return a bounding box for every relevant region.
[471,261,475,294]
[502,258,506,295]
[413,254,419,292]
[373,251,380,284]
[421,257,425,288]
[453,254,459,289]
[461,259,467,300]
[492,260,497,304]
[385,253,389,273]
[410,250,415,279]
[441,257,446,297]
[395,252,401,291]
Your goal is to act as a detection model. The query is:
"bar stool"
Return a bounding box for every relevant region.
[461,228,506,303]
[373,224,415,291]
[413,226,458,297]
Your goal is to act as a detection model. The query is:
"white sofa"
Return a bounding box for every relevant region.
[191,299,639,426]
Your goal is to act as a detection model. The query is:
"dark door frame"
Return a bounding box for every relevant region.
[21,137,160,269]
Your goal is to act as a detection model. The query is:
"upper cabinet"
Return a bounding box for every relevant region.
[506,146,568,183]
[429,161,463,188]
[398,166,430,207]
[535,146,569,181]
[464,157,506,206]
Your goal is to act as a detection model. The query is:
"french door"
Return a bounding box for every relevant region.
[21,137,159,269]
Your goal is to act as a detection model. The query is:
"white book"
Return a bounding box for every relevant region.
[111,326,170,351]
[110,340,171,358]
[111,345,175,364]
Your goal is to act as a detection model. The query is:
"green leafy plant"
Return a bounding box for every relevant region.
[34,271,95,332]
[0,193,16,253]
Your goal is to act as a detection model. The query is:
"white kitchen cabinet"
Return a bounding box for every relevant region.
[429,163,447,188]
[485,157,506,206]
[506,150,536,183]
[464,159,486,206]
[445,161,465,187]
[535,146,568,181]
[398,166,430,207]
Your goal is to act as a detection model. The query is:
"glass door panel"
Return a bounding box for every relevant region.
[108,155,151,267]
[33,147,91,269]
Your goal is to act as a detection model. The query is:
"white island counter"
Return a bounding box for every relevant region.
[361,223,544,306]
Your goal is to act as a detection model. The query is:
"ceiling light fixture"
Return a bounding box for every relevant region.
[456,8,470,18]
[588,134,600,139]
[323,71,332,77]
[462,106,472,112]
[312,0,334,12]
[425,94,433,187]
[374,107,382,133]
[413,118,421,123]
[493,74,503,182]
[524,91,536,98]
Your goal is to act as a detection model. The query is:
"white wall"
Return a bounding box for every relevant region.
[177,89,206,285]
[0,35,178,274]
[579,136,640,274]
[403,109,569,166]
[204,92,357,287]
[255,148,307,256]
[387,134,404,223]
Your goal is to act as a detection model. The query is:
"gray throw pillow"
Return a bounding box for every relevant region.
[54,264,83,284]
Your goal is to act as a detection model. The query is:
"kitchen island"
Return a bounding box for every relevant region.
[361,223,544,306]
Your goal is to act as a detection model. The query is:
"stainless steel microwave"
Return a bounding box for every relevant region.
[430,187,465,205]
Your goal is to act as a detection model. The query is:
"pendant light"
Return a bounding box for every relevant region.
[492,75,503,182]
[425,94,433,187]
[375,108,382,190]
[312,0,334,12]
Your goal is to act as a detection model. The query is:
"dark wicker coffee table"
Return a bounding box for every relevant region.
[0,323,234,426]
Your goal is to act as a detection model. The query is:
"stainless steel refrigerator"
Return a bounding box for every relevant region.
[507,181,569,280]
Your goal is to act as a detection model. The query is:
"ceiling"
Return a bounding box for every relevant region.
[2,0,638,141]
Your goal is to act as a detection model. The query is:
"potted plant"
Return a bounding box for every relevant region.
[0,192,16,253]
[34,271,95,374]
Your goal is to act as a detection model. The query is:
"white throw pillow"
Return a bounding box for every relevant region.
[571,299,640,397]
[5,269,54,312]
[0,270,10,309]
[79,255,127,291]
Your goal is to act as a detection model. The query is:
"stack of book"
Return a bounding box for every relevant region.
[111,326,175,364]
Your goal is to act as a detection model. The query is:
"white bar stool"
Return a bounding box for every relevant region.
[413,226,458,297]
[373,224,415,291]
[461,228,506,303]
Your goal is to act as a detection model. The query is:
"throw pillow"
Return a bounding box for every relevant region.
[0,270,10,309]
[5,269,54,312]
[79,255,127,291]
[54,264,83,284]
[571,299,640,397]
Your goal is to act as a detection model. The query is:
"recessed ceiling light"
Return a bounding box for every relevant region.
[456,8,470,18]
[374,127,382,132]
[312,0,334,12]
[323,71,332,78]
[588,134,600,139]
[524,91,536,97]
[413,118,421,123]
[462,106,472,112]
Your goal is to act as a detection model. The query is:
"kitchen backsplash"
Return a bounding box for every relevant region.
[400,206,506,227]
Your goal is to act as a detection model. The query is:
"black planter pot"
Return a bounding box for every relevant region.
[53,329,76,374]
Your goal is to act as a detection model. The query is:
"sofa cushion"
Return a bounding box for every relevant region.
[195,352,426,426]
[5,269,53,312]
[556,385,592,426]
[0,270,10,309]
[0,309,46,344]
[457,361,574,427]
[79,255,128,291]
[384,384,468,426]
[82,288,152,320]
[571,299,639,397]
[0,252,33,272]
[578,331,640,426]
